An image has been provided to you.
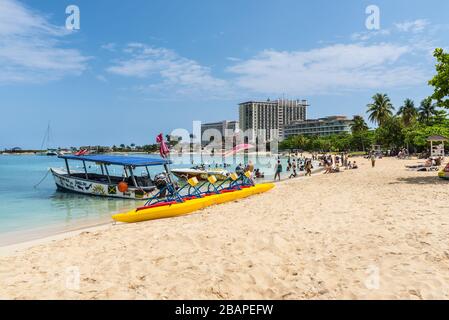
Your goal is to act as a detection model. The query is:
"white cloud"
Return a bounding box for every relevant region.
[395,19,429,33]
[227,43,429,96]
[107,43,230,99]
[101,43,117,52]
[0,0,88,84]
[96,75,107,82]
[351,29,390,41]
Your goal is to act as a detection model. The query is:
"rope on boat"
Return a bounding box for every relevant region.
[34,169,51,188]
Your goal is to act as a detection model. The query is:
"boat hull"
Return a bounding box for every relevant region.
[51,168,157,200]
[112,183,275,223]
[438,171,449,180]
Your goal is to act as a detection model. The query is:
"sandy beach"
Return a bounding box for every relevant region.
[1,157,449,299]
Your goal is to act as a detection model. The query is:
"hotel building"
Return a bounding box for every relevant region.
[200,120,239,145]
[283,116,353,138]
[238,99,308,142]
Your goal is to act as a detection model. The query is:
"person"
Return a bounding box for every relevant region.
[352,161,358,169]
[274,160,282,181]
[245,160,254,173]
[289,160,297,178]
[324,160,331,174]
[370,153,376,168]
[305,159,312,176]
[236,163,244,175]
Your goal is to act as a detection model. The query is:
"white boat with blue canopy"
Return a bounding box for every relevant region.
[50,154,173,199]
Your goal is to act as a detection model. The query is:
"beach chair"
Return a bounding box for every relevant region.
[197,175,222,195]
[176,176,203,199]
[144,180,184,206]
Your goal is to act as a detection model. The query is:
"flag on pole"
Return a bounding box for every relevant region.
[156,133,170,158]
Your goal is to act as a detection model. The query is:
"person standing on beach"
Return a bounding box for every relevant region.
[274,160,282,181]
[305,159,312,176]
[371,153,376,168]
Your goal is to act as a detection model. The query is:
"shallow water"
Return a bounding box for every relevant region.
[0,153,291,240]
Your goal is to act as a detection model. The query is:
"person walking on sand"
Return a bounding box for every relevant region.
[370,153,376,168]
[289,160,297,178]
[274,160,282,181]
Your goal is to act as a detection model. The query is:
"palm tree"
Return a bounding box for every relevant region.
[350,115,369,133]
[350,115,369,151]
[418,97,436,124]
[397,99,417,127]
[367,93,395,126]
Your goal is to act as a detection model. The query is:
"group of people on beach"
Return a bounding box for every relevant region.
[321,153,359,174]
[235,161,265,179]
[273,152,314,181]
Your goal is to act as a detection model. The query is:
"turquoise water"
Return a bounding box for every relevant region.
[0,153,286,239]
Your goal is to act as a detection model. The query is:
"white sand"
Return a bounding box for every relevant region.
[0,157,448,299]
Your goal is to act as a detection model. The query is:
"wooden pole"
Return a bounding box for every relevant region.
[104,164,112,184]
[64,159,71,176]
[82,161,88,179]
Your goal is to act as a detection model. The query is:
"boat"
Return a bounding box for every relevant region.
[112,182,274,223]
[206,168,229,181]
[171,167,209,181]
[438,163,449,180]
[171,166,229,181]
[50,154,172,199]
[46,149,59,156]
[38,122,59,156]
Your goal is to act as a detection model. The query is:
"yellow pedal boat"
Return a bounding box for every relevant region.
[112,183,274,223]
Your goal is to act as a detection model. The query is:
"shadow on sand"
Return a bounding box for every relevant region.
[390,175,448,185]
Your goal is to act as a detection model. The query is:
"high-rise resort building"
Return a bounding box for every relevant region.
[283,116,353,138]
[201,120,239,145]
[239,99,308,142]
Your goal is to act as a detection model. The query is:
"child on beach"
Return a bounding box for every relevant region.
[274,160,282,181]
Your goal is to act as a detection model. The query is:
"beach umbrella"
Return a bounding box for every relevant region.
[156,133,170,158]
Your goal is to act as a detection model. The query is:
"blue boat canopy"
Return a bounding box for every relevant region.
[59,154,171,167]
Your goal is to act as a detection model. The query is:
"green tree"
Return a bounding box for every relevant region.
[367,93,395,126]
[418,97,436,124]
[375,116,405,150]
[397,98,417,127]
[428,48,449,109]
[350,115,369,133]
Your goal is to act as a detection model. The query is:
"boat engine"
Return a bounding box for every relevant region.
[154,173,168,197]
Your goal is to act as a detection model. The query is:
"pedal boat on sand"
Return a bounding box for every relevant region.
[438,163,449,180]
[112,172,274,223]
[51,154,173,200]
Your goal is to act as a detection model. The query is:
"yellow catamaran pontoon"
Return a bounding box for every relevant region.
[112,171,274,223]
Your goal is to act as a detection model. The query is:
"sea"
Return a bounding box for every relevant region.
[0,153,291,245]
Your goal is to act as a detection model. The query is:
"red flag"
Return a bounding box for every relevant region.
[156,133,170,158]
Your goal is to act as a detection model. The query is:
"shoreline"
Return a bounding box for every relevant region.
[0,164,323,254]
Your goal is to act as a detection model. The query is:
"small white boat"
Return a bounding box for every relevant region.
[171,167,209,181]
[51,154,172,199]
[171,166,229,181]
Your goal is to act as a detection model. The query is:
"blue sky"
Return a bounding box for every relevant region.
[0,0,448,149]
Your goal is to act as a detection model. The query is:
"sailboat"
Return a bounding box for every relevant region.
[37,122,58,156]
